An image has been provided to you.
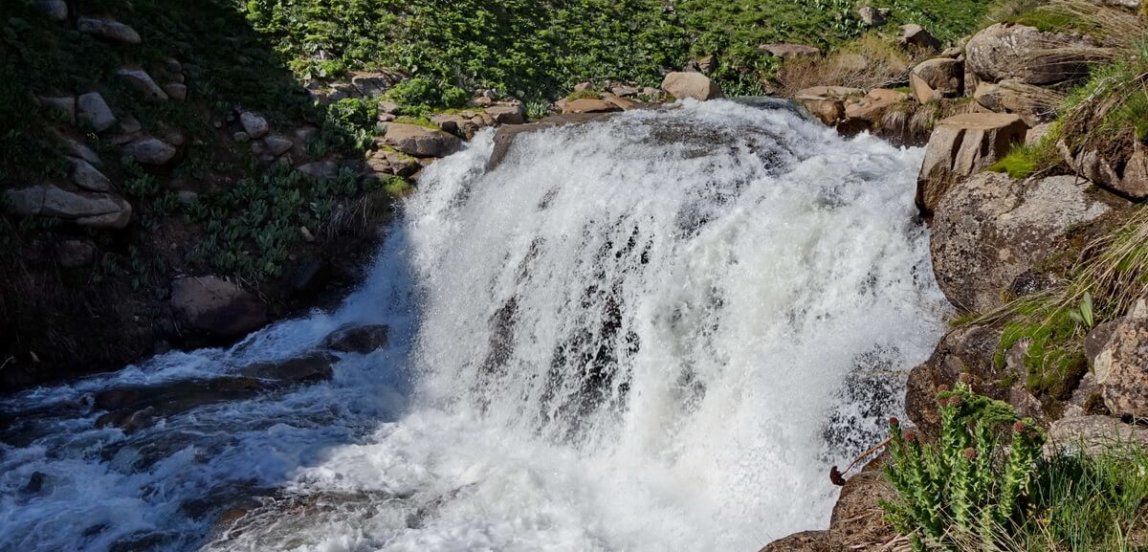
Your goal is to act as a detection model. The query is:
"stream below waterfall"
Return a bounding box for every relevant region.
[0,100,949,552]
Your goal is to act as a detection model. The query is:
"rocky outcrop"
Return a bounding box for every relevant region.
[839,88,910,134]
[383,123,461,158]
[1060,141,1148,200]
[929,173,1115,312]
[915,113,1028,215]
[965,24,1115,86]
[909,58,963,103]
[170,276,267,339]
[562,98,622,114]
[973,80,1063,126]
[3,184,132,228]
[660,72,722,101]
[487,113,614,170]
[1094,295,1148,417]
[899,24,941,51]
[794,86,865,126]
[905,324,1007,437]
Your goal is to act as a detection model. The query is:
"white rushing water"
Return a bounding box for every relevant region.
[0,100,948,552]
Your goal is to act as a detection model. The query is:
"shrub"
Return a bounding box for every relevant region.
[881,385,1044,551]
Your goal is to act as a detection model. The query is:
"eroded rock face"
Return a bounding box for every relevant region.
[916,113,1028,215]
[170,276,267,339]
[973,80,1063,126]
[383,123,461,158]
[930,173,1114,312]
[965,23,1115,86]
[1095,296,1148,417]
[1060,141,1148,200]
[660,72,722,101]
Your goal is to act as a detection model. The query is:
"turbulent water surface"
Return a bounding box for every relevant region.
[0,101,948,552]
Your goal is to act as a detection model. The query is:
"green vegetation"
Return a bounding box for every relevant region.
[882,385,1044,551]
[883,385,1148,551]
[989,131,1062,179]
[241,0,999,101]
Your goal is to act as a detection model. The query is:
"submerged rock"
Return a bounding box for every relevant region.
[240,352,335,383]
[322,324,389,354]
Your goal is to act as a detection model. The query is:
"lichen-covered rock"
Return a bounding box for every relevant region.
[383,123,461,158]
[965,23,1115,86]
[930,173,1114,312]
[1060,141,1148,200]
[1095,296,1148,417]
[910,58,964,103]
[906,324,1005,437]
[170,276,267,339]
[973,80,1063,126]
[660,72,722,101]
[1046,415,1148,456]
[916,113,1028,215]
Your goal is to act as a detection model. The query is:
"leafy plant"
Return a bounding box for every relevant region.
[881,385,1045,551]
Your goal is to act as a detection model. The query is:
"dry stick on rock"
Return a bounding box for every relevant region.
[830,435,894,486]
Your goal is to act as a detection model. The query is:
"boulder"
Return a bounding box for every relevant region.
[1060,141,1148,200]
[909,58,964,103]
[163,83,188,101]
[660,72,722,101]
[1095,296,1148,417]
[3,184,132,228]
[38,95,75,124]
[761,43,821,59]
[965,23,1114,86]
[906,324,1007,437]
[240,112,270,139]
[857,6,889,26]
[263,134,294,157]
[349,71,402,98]
[54,133,101,165]
[94,377,265,433]
[296,160,341,180]
[77,18,142,44]
[240,353,335,383]
[610,85,640,97]
[77,92,117,133]
[121,136,177,166]
[794,86,865,126]
[115,67,168,101]
[431,112,491,140]
[323,324,390,354]
[69,157,112,192]
[916,112,1028,215]
[1045,415,1148,456]
[604,95,640,111]
[36,0,68,20]
[383,123,461,158]
[840,88,909,133]
[170,276,267,339]
[899,24,941,51]
[973,80,1063,126]
[562,98,622,114]
[382,150,419,177]
[486,104,526,125]
[930,173,1113,312]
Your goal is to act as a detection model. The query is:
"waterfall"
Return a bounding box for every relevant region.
[0,100,948,552]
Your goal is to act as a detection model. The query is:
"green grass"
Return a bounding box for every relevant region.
[989,131,1062,179]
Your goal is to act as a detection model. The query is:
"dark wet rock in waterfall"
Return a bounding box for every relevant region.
[322,324,390,354]
[239,352,335,383]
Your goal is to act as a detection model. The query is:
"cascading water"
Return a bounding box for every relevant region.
[0,100,949,552]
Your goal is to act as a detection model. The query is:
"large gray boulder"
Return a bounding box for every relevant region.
[121,136,177,166]
[170,276,267,339]
[965,23,1115,86]
[660,72,722,101]
[77,18,141,44]
[930,173,1114,312]
[77,92,117,133]
[1095,296,1148,417]
[916,113,1028,214]
[383,123,461,158]
[69,157,112,192]
[974,80,1064,126]
[3,184,132,228]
